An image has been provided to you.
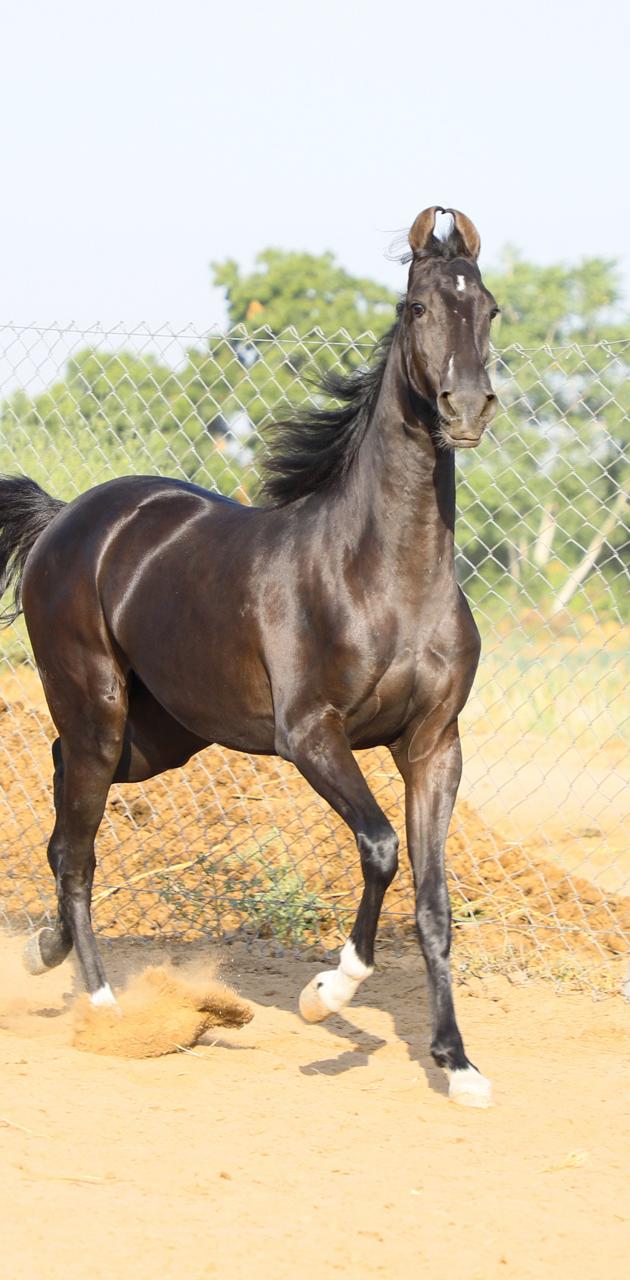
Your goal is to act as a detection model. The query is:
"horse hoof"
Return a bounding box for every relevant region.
[448,1067,493,1109]
[299,977,331,1023]
[89,984,118,1010]
[23,929,54,976]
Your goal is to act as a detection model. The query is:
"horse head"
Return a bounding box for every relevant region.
[402,206,499,449]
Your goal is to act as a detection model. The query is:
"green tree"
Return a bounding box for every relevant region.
[1,248,627,621]
[212,248,396,338]
[187,250,398,450]
[0,348,252,501]
[485,249,626,347]
[455,253,629,618]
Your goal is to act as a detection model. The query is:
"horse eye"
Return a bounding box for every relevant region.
[489,306,501,320]
[411,303,425,318]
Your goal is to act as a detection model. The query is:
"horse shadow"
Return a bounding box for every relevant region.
[96,933,447,1098]
[244,946,448,1098]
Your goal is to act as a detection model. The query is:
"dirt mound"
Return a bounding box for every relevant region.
[73,964,253,1058]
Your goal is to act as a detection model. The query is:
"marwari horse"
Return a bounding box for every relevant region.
[0,206,499,1105]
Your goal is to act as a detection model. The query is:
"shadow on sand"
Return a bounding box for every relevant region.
[88,933,448,1097]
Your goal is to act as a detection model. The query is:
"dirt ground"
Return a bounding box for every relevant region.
[1,654,628,1274]
[1,933,629,1280]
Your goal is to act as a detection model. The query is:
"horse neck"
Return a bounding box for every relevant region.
[335,330,458,580]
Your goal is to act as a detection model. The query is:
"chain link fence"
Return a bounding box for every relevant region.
[0,322,628,990]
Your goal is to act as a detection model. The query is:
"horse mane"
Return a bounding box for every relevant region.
[259,320,399,508]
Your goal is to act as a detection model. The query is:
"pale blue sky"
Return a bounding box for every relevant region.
[2,0,629,326]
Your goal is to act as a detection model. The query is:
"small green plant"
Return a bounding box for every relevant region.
[222,833,331,943]
[154,830,333,944]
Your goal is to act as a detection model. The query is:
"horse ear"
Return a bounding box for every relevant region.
[445,209,481,261]
[408,206,444,257]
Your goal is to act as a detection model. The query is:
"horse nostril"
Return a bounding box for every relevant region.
[439,392,456,418]
[440,388,495,423]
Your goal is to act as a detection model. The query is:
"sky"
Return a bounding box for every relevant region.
[1,0,629,329]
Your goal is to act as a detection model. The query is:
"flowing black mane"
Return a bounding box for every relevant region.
[259,321,399,508]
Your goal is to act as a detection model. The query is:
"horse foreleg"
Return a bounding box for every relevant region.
[391,719,492,1108]
[278,715,399,1022]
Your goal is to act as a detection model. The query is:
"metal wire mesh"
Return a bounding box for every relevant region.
[0,322,628,990]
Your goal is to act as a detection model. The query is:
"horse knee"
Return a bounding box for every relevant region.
[357,825,399,888]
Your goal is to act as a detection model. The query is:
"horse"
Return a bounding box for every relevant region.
[0,205,499,1106]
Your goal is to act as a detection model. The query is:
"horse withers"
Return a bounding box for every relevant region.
[0,206,499,1105]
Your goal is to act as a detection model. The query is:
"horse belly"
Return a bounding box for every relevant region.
[110,583,276,752]
[128,640,276,753]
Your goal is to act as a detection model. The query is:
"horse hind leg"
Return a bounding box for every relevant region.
[25,660,128,1006]
[24,737,73,974]
[25,673,208,986]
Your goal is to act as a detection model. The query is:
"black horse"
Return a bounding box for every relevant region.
[0,206,499,1106]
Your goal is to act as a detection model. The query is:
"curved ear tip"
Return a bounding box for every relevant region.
[408,204,441,250]
[445,207,481,259]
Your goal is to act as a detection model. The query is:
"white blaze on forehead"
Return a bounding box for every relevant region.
[447,355,454,379]
[456,275,466,293]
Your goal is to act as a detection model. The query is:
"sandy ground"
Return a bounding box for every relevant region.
[1,934,629,1280]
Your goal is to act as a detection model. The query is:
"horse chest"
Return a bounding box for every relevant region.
[347,636,459,747]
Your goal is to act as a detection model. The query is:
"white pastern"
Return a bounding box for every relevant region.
[448,1066,493,1108]
[456,274,466,293]
[90,983,117,1008]
[339,940,373,983]
[309,940,373,1015]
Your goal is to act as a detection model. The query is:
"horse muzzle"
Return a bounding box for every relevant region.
[437,385,498,449]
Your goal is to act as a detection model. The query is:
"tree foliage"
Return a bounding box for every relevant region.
[212,248,396,338]
[0,247,627,620]
[457,250,628,617]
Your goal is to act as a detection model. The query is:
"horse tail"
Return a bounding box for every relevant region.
[0,475,66,625]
